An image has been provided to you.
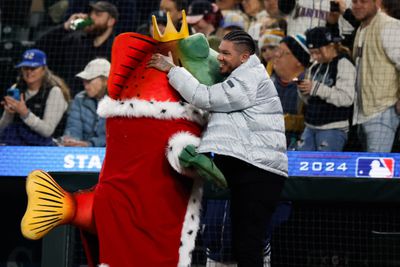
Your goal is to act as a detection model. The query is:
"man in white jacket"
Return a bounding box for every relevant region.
[148,30,287,267]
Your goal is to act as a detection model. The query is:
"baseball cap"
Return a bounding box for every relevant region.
[280,34,310,67]
[76,58,111,80]
[186,0,213,24]
[15,49,47,68]
[305,26,341,49]
[89,1,119,20]
[258,29,285,50]
[221,11,245,29]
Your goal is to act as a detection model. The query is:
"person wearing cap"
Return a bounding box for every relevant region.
[241,0,268,40]
[0,49,71,146]
[296,26,355,152]
[271,34,309,148]
[36,1,118,96]
[186,0,224,37]
[60,58,110,147]
[65,0,136,33]
[136,10,168,37]
[258,28,285,75]
[216,0,249,32]
[148,30,287,267]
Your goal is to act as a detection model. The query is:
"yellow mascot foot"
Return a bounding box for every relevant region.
[21,170,76,240]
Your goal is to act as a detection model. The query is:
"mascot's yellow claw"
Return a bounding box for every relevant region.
[21,170,76,240]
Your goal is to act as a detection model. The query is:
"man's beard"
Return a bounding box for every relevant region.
[85,24,108,37]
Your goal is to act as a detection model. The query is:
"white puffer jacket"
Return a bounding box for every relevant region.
[168,55,288,177]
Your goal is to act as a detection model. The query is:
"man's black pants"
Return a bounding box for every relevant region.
[213,154,286,267]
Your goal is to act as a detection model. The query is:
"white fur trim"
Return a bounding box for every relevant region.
[166,132,200,177]
[97,96,208,126]
[178,178,203,267]
[98,264,109,267]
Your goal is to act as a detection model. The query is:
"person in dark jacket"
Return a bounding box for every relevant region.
[297,26,355,151]
[36,1,118,96]
[60,58,110,147]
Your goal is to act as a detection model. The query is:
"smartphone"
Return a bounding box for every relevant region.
[330,1,340,12]
[292,73,305,84]
[292,78,303,84]
[6,87,20,101]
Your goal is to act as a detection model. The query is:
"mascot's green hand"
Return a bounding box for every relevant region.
[179,145,228,189]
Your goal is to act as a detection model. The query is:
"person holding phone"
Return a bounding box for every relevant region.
[296,26,355,151]
[0,49,71,146]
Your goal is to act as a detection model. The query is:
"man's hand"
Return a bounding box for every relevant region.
[64,13,88,31]
[336,0,347,14]
[62,136,90,147]
[327,0,347,24]
[4,95,29,117]
[147,51,175,73]
[297,79,313,96]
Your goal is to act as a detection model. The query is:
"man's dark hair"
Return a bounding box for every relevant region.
[223,30,256,55]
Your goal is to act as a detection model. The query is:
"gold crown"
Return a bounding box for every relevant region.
[152,10,189,42]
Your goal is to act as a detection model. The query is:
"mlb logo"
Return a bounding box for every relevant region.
[356,157,394,178]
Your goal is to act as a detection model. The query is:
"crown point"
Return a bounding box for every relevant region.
[152,10,189,42]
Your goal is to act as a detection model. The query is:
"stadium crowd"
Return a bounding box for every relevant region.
[0,0,399,152]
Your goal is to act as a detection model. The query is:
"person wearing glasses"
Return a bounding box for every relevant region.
[0,49,71,146]
[271,34,310,149]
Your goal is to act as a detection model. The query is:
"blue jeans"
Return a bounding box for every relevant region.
[358,106,400,152]
[297,127,348,151]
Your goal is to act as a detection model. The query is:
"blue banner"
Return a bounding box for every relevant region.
[1,146,399,178]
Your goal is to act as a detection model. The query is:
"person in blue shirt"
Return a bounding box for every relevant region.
[60,58,110,147]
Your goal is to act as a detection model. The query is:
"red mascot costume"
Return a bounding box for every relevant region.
[21,11,224,267]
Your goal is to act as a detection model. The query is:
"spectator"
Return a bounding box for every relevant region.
[159,0,189,28]
[36,1,118,96]
[278,0,354,37]
[186,0,224,37]
[259,16,287,36]
[0,49,70,146]
[351,0,400,152]
[296,27,355,151]
[148,30,287,267]
[136,10,168,37]
[64,0,138,33]
[263,0,281,18]
[60,58,110,147]
[258,28,285,75]
[241,0,268,40]
[220,24,246,37]
[216,0,249,31]
[272,34,310,148]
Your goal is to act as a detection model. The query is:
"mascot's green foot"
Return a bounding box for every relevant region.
[179,145,227,188]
